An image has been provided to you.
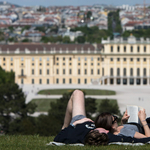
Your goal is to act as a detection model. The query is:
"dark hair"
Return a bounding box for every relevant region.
[84,130,108,146]
[95,112,113,131]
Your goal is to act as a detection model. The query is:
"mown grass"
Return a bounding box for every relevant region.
[0,135,150,150]
[38,89,116,95]
[31,99,117,112]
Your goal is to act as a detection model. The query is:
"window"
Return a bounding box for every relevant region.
[110,58,113,61]
[63,63,65,65]
[117,68,120,76]
[47,79,49,84]
[117,58,120,61]
[97,69,100,75]
[102,58,104,61]
[56,69,59,74]
[47,57,49,61]
[78,79,80,84]
[98,63,100,66]
[56,78,59,84]
[69,63,72,65]
[32,57,34,61]
[144,46,146,52]
[117,46,120,52]
[32,79,34,84]
[111,46,113,52]
[84,63,87,65]
[131,46,133,52]
[3,57,5,61]
[39,79,42,84]
[63,69,65,74]
[123,68,126,76]
[78,63,80,65]
[130,68,133,76]
[124,46,126,52]
[102,68,104,76]
[97,57,100,61]
[143,68,146,76]
[40,63,42,66]
[78,69,80,75]
[39,69,42,75]
[84,79,87,84]
[32,69,34,75]
[78,57,80,61]
[63,57,65,61]
[143,58,146,62]
[137,46,140,52]
[47,63,49,66]
[11,57,13,61]
[3,63,5,66]
[69,78,72,84]
[91,63,93,66]
[91,69,93,75]
[21,69,24,76]
[130,58,133,61]
[32,63,34,66]
[69,69,72,74]
[11,63,13,66]
[56,63,59,65]
[47,69,49,75]
[21,63,24,66]
[69,57,72,61]
[21,57,24,61]
[84,57,87,61]
[123,58,126,61]
[39,57,42,61]
[91,57,93,61]
[137,68,140,76]
[137,58,140,62]
[63,78,65,84]
[110,68,113,76]
[84,69,87,74]
[56,57,59,61]
[21,78,24,84]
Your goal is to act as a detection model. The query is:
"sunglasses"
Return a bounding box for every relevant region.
[112,115,118,124]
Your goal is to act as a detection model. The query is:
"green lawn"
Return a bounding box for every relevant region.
[0,135,149,150]
[31,98,117,112]
[38,89,116,95]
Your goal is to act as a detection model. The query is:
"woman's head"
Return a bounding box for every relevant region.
[84,130,108,146]
[95,112,113,131]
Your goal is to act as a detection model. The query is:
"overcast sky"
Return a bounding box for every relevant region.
[5,0,147,7]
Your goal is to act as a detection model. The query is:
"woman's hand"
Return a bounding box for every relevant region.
[73,118,93,126]
[121,110,130,124]
[138,109,146,122]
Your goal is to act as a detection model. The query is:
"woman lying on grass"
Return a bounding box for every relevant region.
[54,89,150,146]
[95,109,150,139]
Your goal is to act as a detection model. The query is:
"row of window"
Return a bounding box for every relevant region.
[21,78,89,84]
[110,68,147,76]
[57,57,101,61]
[111,46,147,53]
[110,58,147,62]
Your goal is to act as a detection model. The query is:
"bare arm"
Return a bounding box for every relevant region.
[138,109,150,137]
[72,118,93,127]
[121,110,130,125]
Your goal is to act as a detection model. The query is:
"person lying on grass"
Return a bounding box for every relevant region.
[54,90,150,146]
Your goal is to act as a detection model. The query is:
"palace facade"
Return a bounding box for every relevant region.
[0,35,150,86]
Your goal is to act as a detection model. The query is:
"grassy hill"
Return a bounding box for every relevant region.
[0,135,149,150]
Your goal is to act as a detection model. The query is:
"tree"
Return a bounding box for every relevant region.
[62,36,71,43]
[98,99,121,117]
[0,67,36,133]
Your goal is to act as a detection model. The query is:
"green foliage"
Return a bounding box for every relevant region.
[108,10,122,33]
[122,29,150,38]
[87,11,92,19]
[75,36,85,43]
[98,99,121,117]
[21,25,31,33]
[22,38,32,42]
[8,26,14,32]
[35,26,46,33]
[71,26,113,43]
[62,36,71,43]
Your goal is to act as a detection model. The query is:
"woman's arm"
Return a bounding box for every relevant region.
[72,118,93,127]
[138,109,150,137]
[121,110,130,125]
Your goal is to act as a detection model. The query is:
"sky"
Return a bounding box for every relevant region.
[4,0,148,7]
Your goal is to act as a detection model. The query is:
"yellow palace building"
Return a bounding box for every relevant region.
[0,35,150,86]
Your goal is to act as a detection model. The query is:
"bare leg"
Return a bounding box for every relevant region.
[62,90,86,129]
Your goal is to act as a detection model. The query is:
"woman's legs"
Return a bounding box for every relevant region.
[62,90,86,129]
